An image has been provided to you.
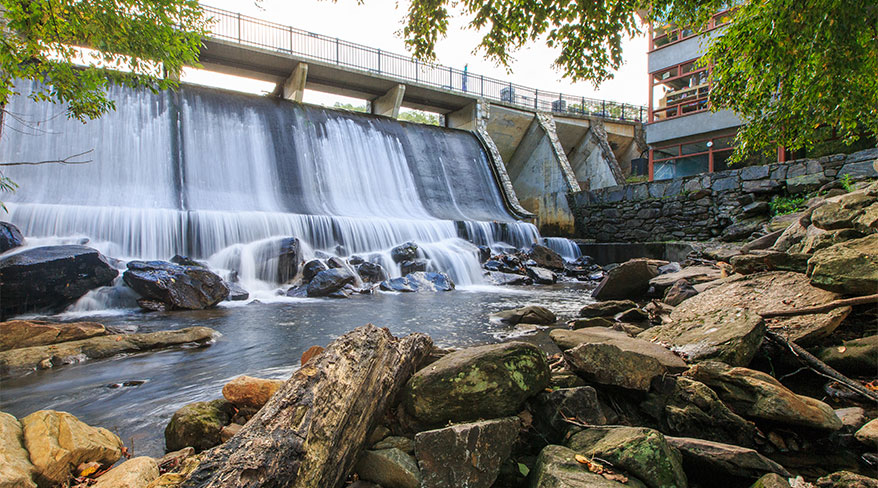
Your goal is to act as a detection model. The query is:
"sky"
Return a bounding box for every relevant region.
[185,1,649,111]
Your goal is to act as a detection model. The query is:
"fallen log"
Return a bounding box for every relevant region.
[761,293,878,318]
[181,324,433,488]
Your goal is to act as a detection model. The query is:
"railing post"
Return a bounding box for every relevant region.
[480,75,484,97]
[534,89,538,110]
[289,26,293,54]
[621,103,626,120]
[602,100,606,117]
[415,59,418,82]
[237,12,242,43]
[449,66,452,88]
[377,49,381,73]
[335,38,339,65]
[581,97,585,115]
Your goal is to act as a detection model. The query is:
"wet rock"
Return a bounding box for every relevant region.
[164,399,233,452]
[564,342,667,391]
[816,471,878,488]
[21,410,122,487]
[487,271,532,285]
[0,221,24,253]
[326,256,346,269]
[855,419,878,448]
[530,387,608,441]
[92,456,159,488]
[808,234,878,295]
[399,259,428,275]
[355,448,420,488]
[357,262,387,283]
[530,445,646,488]
[219,423,242,443]
[275,237,302,283]
[0,245,118,317]
[477,245,491,263]
[225,281,249,301]
[615,307,648,323]
[0,411,36,488]
[526,266,557,284]
[402,341,549,424]
[391,242,419,263]
[551,328,687,372]
[0,326,216,378]
[373,436,413,453]
[569,317,614,329]
[222,375,284,409]
[686,361,843,431]
[379,272,454,293]
[663,279,698,306]
[302,259,328,282]
[642,376,757,448]
[592,258,661,300]
[566,426,687,488]
[0,320,107,351]
[490,305,556,325]
[169,255,204,267]
[579,300,638,318]
[666,436,790,480]
[649,266,722,294]
[730,251,810,274]
[484,259,521,274]
[307,267,356,297]
[529,244,566,270]
[751,473,792,488]
[124,260,228,310]
[816,335,878,376]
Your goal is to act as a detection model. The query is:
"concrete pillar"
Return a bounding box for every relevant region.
[371,84,405,118]
[567,122,625,190]
[445,101,481,131]
[282,62,308,103]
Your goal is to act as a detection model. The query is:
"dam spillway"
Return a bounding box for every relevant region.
[0,81,540,287]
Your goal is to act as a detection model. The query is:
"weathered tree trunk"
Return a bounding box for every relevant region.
[181,324,432,488]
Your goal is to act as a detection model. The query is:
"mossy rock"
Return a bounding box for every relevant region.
[530,445,648,488]
[164,399,233,452]
[401,342,549,424]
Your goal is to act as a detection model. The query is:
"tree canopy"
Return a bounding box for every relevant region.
[399,0,878,161]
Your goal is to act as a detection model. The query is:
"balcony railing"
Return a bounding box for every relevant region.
[202,5,647,123]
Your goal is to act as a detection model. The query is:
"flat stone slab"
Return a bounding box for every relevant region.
[551,328,687,372]
[649,266,723,292]
[666,437,790,479]
[0,320,107,351]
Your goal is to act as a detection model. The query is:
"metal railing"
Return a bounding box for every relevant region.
[202,5,647,123]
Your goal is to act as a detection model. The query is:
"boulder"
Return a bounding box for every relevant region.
[123,260,228,310]
[414,417,519,488]
[530,387,608,441]
[569,317,614,329]
[649,266,722,294]
[302,259,328,282]
[307,268,356,297]
[92,456,159,488]
[164,399,234,452]
[807,234,878,295]
[834,407,867,430]
[0,221,23,253]
[372,436,413,453]
[741,229,785,253]
[379,272,454,293]
[0,320,107,351]
[816,335,878,376]
[225,281,249,301]
[487,271,532,285]
[686,361,843,431]
[855,419,878,449]
[169,255,204,267]
[794,228,865,254]
[0,245,118,317]
[526,266,557,284]
[665,436,790,480]
[615,307,648,323]
[221,375,284,409]
[399,259,428,276]
[477,245,491,263]
[722,217,766,242]
[663,279,698,306]
[642,376,757,448]
[729,251,810,275]
[592,259,661,300]
[566,426,687,488]
[21,410,122,487]
[356,262,387,283]
[379,277,417,293]
[816,471,878,488]
[529,245,566,270]
[0,411,36,488]
[579,300,638,318]
[530,445,646,488]
[771,217,809,252]
[391,242,419,263]
[401,342,549,424]
[786,173,827,194]
[751,473,792,488]
[564,343,667,391]
[220,423,242,443]
[275,237,301,283]
[550,328,687,372]
[355,448,420,488]
[490,305,556,325]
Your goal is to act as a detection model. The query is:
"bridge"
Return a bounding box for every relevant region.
[196,5,647,235]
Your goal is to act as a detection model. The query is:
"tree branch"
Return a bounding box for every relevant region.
[0,149,93,166]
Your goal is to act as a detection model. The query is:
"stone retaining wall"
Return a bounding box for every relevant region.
[567,149,878,242]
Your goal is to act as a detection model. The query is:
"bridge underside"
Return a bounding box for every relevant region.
[195,38,644,236]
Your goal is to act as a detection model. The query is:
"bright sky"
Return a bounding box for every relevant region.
[185,1,649,111]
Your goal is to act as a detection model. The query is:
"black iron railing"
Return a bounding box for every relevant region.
[202,5,646,123]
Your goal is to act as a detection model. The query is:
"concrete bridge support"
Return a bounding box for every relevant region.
[282,62,308,103]
[371,84,405,118]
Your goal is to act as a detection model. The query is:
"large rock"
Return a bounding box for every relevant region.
[221,375,284,409]
[0,412,36,488]
[642,376,757,448]
[302,259,328,282]
[816,471,878,488]
[649,266,722,294]
[123,260,228,310]
[530,387,608,441]
[401,342,549,424]
[592,258,661,300]
[752,473,792,488]
[21,410,123,487]
[855,418,878,449]
[0,221,23,253]
[164,399,233,452]
[566,426,687,488]
[490,305,556,325]
[578,300,638,318]
[0,326,216,378]
[729,251,810,275]
[391,242,419,263]
[550,328,687,372]
[793,228,865,254]
[663,279,698,306]
[686,361,843,431]
[526,266,557,284]
[275,237,301,283]
[564,343,667,391]
[807,234,878,295]
[0,320,107,351]
[307,267,357,297]
[529,245,566,270]
[92,456,159,488]
[379,272,454,293]
[0,245,118,317]
[414,417,519,488]
[530,445,646,488]
[356,262,387,283]
[487,271,532,286]
[355,448,420,488]
[816,335,878,376]
[665,436,790,480]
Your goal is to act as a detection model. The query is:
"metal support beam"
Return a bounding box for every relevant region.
[371,84,405,118]
[282,62,308,103]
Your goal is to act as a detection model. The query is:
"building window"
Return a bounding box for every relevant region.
[648,9,734,51]
[649,59,710,122]
[650,133,735,181]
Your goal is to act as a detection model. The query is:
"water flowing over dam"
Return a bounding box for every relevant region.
[0,81,541,287]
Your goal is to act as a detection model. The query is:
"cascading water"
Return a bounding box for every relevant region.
[0,80,547,299]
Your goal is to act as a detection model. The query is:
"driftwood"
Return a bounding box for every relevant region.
[181,324,433,488]
[761,293,878,318]
[765,330,878,403]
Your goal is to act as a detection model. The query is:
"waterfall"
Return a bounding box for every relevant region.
[0,81,542,289]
